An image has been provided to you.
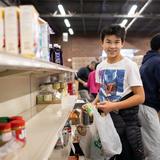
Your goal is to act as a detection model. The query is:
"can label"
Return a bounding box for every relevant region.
[0,132,12,142]
[13,128,26,143]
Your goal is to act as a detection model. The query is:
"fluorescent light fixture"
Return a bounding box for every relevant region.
[64,19,71,27]
[67,58,72,62]
[68,28,74,35]
[120,19,128,27]
[126,0,152,30]
[128,5,138,15]
[58,4,66,15]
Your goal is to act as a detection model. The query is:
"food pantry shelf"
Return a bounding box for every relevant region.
[49,125,77,160]
[0,52,75,73]
[5,95,77,160]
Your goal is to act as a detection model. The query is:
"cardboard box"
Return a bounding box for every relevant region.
[4,7,19,54]
[0,8,4,51]
[38,18,49,61]
[19,5,39,58]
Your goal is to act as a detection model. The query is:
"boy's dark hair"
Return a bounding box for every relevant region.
[100,24,126,43]
[150,33,160,51]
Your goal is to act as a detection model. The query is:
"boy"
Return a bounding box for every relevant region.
[139,34,160,160]
[93,24,145,160]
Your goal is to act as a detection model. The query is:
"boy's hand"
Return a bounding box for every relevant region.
[96,101,116,113]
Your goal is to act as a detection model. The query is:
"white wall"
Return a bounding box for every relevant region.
[0,75,45,120]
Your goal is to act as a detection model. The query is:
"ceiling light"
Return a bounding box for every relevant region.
[68,28,74,35]
[128,5,138,15]
[64,19,71,27]
[120,19,128,27]
[67,58,72,62]
[62,32,68,42]
[126,0,152,30]
[58,4,66,15]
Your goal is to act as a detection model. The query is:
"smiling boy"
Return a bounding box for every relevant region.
[93,24,145,160]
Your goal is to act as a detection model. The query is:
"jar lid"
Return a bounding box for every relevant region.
[11,120,25,128]
[0,122,11,130]
[10,116,23,121]
[0,117,10,123]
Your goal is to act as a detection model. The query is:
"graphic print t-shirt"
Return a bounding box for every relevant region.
[96,57,142,102]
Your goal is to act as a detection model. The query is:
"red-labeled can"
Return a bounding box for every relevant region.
[10,120,26,144]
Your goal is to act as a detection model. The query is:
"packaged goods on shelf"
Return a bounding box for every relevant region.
[0,123,12,147]
[0,116,26,159]
[50,44,63,65]
[54,122,71,149]
[0,8,4,51]
[39,19,50,61]
[69,109,81,125]
[54,132,64,150]
[10,119,26,144]
[36,83,63,104]
[19,5,39,58]
[4,7,19,54]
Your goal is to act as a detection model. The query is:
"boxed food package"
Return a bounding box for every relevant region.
[4,7,19,54]
[0,8,4,51]
[38,18,50,61]
[19,5,39,58]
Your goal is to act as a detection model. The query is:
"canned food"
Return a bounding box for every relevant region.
[82,110,93,125]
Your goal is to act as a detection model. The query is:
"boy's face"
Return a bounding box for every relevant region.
[102,35,124,59]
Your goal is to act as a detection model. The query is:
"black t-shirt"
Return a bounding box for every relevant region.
[76,66,92,90]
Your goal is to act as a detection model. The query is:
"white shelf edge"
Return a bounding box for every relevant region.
[6,95,77,160]
[0,52,75,73]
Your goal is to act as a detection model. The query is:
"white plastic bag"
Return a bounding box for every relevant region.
[93,108,122,157]
[79,123,106,160]
[79,125,92,158]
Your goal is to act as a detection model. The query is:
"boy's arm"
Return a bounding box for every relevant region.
[97,86,145,113]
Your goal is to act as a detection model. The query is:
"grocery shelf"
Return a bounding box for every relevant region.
[49,125,77,160]
[0,52,75,73]
[49,142,71,160]
[5,95,77,160]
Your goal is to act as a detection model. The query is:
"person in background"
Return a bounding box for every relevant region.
[87,63,100,100]
[76,61,96,102]
[93,24,145,160]
[139,34,160,160]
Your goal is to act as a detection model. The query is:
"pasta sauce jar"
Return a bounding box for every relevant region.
[0,123,12,146]
[10,120,26,144]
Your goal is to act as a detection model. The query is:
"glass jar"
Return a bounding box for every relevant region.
[11,120,26,144]
[36,94,44,104]
[0,123,12,146]
[43,92,53,102]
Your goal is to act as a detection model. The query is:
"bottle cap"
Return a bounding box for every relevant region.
[10,116,23,121]
[10,120,25,128]
[0,117,10,123]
